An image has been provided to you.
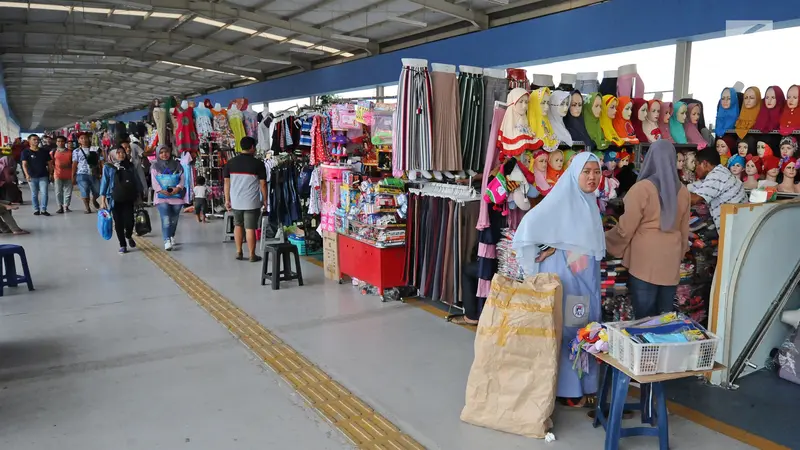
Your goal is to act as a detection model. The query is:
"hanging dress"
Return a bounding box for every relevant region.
[228,107,247,152]
[212,108,234,148]
[173,106,199,155]
[193,106,213,137]
[244,109,259,138]
[152,107,168,147]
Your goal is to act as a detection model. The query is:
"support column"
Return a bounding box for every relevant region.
[673,41,692,100]
[309,95,318,106]
[376,85,385,102]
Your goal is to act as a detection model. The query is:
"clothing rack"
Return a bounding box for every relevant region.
[408,182,479,204]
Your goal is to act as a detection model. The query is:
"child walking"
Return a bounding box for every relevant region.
[193,176,208,223]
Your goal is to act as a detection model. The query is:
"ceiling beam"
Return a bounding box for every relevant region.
[3,62,222,85]
[0,47,261,79]
[405,0,488,29]
[3,73,198,91]
[0,23,306,69]
[101,0,378,53]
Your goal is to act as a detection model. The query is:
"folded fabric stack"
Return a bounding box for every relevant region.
[601,258,631,321]
[676,204,718,326]
[496,229,524,281]
[621,312,712,344]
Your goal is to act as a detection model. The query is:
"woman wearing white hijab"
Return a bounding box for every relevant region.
[512,152,604,403]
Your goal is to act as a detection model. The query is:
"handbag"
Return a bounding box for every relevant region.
[134,206,151,236]
[97,209,113,240]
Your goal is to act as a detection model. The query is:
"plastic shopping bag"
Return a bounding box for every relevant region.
[97,209,113,241]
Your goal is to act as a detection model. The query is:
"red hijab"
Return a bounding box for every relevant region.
[753,86,785,132]
[630,98,649,143]
[780,85,800,136]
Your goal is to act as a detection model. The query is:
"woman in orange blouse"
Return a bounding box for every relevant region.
[605,140,690,318]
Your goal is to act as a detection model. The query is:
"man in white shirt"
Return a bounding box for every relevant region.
[688,149,747,230]
[72,133,103,214]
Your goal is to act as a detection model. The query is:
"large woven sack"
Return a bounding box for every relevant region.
[460,273,563,438]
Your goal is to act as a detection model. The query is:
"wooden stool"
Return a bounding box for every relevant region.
[222,211,235,242]
[260,243,304,290]
[0,244,34,297]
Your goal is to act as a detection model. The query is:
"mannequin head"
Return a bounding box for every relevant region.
[743,88,758,109]
[662,103,672,124]
[534,151,549,172]
[684,151,697,172]
[549,150,564,171]
[727,155,745,177]
[737,140,749,157]
[764,155,781,179]
[605,98,618,119]
[745,156,762,178]
[540,91,551,115]
[677,152,685,171]
[676,103,688,123]
[689,104,701,124]
[756,140,767,157]
[552,94,569,117]
[637,102,648,121]
[765,87,778,109]
[512,92,530,116]
[621,101,633,120]
[788,85,800,109]
[569,92,583,117]
[780,136,798,159]
[618,150,631,167]
[782,159,797,180]
[647,100,661,123]
[716,139,730,157]
[591,95,602,118]
[720,88,732,109]
[603,151,618,171]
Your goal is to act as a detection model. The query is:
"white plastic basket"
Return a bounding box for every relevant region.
[605,320,719,376]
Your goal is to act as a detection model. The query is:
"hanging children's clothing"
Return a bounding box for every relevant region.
[194,105,213,137]
[228,106,247,152]
[244,108,259,138]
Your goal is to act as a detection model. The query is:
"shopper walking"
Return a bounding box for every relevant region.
[120,134,148,203]
[605,140,691,318]
[151,145,185,251]
[21,134,53,216]
[72,133,103,214]
[51,135,74,213]
[224,136,267,262]
[512,152,604,406]
[100,149,143,254]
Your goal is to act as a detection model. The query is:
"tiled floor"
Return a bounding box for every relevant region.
[0,205,760,449]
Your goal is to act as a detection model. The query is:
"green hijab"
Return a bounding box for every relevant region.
[583,92,609,150]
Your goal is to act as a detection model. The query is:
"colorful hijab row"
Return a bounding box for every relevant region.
[716,85,800,138]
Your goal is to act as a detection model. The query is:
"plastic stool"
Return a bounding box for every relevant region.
[260,243,304,290]
[222,211,235,242]
[0,244,34,297]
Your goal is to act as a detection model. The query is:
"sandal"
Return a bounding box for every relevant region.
[12,230,30,235]
[447,315,478,326]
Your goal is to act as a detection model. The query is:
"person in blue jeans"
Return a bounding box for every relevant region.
[20,134,53,216]
[151,145,185,251]
[72,132,103,214]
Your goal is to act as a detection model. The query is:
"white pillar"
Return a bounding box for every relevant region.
[376,85,385,102]
[673,41,692,100]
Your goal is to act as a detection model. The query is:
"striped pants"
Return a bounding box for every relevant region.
[394,65,433,174]
[459,72,485,172]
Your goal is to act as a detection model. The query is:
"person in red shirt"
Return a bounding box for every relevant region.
[51,136,74,213]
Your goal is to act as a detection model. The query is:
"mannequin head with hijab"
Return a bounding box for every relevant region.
[743,87,759,109]
[513,92,529,116]
[788,85,800,110]
[780,136,798,160]
[744,155,762,189]
[569,92,583,117]
[737,139,750,157]
[778,158,797,192]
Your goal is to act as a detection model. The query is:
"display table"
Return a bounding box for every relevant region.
[593,353,725,450]
[337,233,405,301]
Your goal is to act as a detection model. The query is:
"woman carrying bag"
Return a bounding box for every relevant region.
[151,145,185,251]
[99,148,144,254]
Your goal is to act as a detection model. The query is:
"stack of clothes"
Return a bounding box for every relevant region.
[496,228,524,281]
[600,258,632,322]
[675,203,718,326]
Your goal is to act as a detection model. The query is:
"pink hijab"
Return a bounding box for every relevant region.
[658,102,674,143]
[683,103,708,149]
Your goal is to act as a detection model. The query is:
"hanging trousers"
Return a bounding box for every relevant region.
[459,72,485,172]
[431,71,462,172]
[394,65,434,174]
[480,76,509,174]
[599,77,618,96]
[575,79,599,94]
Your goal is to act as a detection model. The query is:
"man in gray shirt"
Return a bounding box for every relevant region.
[224,136,268,262]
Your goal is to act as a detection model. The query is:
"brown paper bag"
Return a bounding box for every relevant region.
[460,273,563,438]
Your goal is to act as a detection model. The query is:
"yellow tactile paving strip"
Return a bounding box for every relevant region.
[134,237,425,450]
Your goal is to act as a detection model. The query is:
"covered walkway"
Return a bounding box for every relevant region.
[0,209,759,449]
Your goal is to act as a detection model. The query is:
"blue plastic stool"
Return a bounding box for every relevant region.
[593,363,669,450]
[0,244,34,297]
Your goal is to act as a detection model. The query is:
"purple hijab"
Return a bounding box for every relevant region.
[637,139,681,231]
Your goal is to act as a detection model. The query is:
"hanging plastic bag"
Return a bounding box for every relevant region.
[97,209,113,240]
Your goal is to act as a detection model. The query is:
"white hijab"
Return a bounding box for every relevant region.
[512,152,605,274]
[547,90,573,146]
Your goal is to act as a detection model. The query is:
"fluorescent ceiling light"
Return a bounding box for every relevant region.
[231,66,263,74]
[74,6,112,14]
[71,35,117,44]
[259,58,292,65]
[315,45,340,53]
[83,19,132,29]
[0,2,27,8]
[67,49,105,56]
[112,10,149,16]
[387,16,428,27]
[288,39,313,47]
[193,17,227,27]
[331,34,369,43]
[150,12,183,19]
[341,52,355,58]
[101,0,153,9]
[259,32,286,41]
[290,48,324,55]
[27,2,71,10]
[228,25,258,34]
[244,76,258,81]
[487,0,509,4]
